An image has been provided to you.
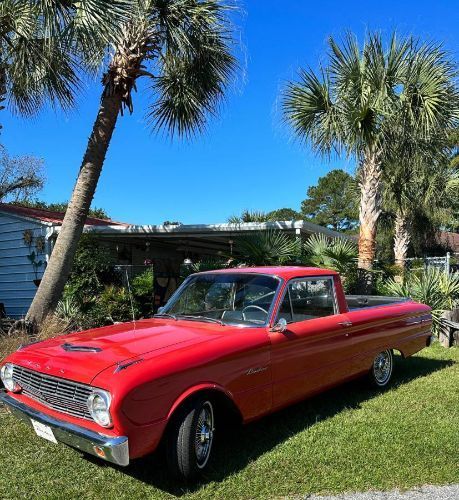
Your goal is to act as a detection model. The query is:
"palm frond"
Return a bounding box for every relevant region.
[234,230,300,266]
[282,66,341,155]
[0,0,131,121]
[384,268,459,334]
[303,233,357,273]
[148,0,237,137]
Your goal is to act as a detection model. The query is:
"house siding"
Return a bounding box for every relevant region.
[0,213,49,318]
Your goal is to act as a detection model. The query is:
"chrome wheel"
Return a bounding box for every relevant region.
[194,401,214,469]
[373,350,393,386]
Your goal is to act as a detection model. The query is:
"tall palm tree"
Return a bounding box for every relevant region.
[27,0,237,325]
[383,149,451,268]
[0,0,128,132]
[282,32,458,271]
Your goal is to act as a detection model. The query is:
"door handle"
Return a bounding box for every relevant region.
[338,321,353,327]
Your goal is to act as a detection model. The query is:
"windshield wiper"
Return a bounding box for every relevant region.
[175,314,225,326]
[153,313,177,320]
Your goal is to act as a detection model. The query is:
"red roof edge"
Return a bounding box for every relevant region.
[0,203,129,227]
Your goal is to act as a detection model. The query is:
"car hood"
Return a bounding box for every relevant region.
[8,319,226,385]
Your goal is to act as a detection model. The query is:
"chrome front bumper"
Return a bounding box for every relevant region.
[0,391,129,466]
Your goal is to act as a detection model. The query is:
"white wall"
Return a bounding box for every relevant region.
[0,213,49,318]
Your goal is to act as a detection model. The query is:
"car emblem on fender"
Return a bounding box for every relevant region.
[246,367,268,375]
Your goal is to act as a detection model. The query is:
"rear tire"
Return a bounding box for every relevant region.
[166,396,215,481]
[368,349,393,388]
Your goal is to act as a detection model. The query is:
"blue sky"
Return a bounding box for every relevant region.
[4,0,459,225]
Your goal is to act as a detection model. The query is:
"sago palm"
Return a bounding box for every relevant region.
[282,32,458,271]
[27,0,238,325]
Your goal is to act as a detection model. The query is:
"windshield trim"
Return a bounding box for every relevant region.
[161,272,284,328]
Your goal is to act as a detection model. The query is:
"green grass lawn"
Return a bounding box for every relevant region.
[1,344,458,499]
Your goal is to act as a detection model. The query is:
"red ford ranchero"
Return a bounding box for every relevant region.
[1,267,432,480]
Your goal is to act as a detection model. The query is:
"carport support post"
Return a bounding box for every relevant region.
[296,228,302,260]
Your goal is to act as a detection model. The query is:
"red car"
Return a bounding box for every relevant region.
[0,267,432,480]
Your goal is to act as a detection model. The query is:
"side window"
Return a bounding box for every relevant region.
[280,278,336,323]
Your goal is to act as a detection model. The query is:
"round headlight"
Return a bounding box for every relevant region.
[87,389,112,427]
[0,363,21,393]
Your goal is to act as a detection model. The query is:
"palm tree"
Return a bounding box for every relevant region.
[383,137,453,268]
[228,210,269,223]
[228,208,301,223]
[27,0,237,325]
[0,0,128,132]
[234,230,300,266]
[282,32,458,271]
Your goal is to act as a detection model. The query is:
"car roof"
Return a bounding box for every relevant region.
[193,266,338,280]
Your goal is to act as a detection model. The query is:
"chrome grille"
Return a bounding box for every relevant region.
[12,365,93,421]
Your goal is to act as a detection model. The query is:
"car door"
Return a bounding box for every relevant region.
[269,276,354,409]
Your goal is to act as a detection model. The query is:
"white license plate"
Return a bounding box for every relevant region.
[31,419,58,444]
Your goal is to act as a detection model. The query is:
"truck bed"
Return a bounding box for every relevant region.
[346,295,410,311]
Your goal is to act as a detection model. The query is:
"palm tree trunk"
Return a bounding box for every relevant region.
[357,150,382,270]
[26,93,123,325]
[394,210,410,269]
[0,62,6,133]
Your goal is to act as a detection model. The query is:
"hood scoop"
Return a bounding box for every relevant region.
[61,343,102,353]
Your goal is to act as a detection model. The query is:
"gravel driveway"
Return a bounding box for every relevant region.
[305,484,459,500]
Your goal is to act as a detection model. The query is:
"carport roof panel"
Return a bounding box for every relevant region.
[74,220,351,240]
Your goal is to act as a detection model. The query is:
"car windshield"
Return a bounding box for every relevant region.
[160,273,280,326]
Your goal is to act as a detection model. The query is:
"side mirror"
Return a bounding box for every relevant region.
[270,317,288,333]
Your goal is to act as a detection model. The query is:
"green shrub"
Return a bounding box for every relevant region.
[131,270,154,318]
[384,268,459,334]
[65,235,120,300]
[58,236,152,329]
[98,286,137,324]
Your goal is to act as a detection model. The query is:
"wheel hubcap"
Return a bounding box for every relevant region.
[373,351,392,384]
[195,402,214,468]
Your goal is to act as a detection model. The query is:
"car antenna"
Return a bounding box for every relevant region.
[125,268,137,330]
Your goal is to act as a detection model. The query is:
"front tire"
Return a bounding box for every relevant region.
[369,349,393,388]
[166,396,215,481]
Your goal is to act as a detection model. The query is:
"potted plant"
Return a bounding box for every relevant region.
[23,231,46,287]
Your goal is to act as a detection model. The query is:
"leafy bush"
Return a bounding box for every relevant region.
[57,237,154,329]
[131,270,154,317]
[65,235,120,301]
[384,268,459,334]
[98,286,136,324]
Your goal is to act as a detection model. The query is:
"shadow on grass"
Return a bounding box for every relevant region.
[102,354,454,496]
